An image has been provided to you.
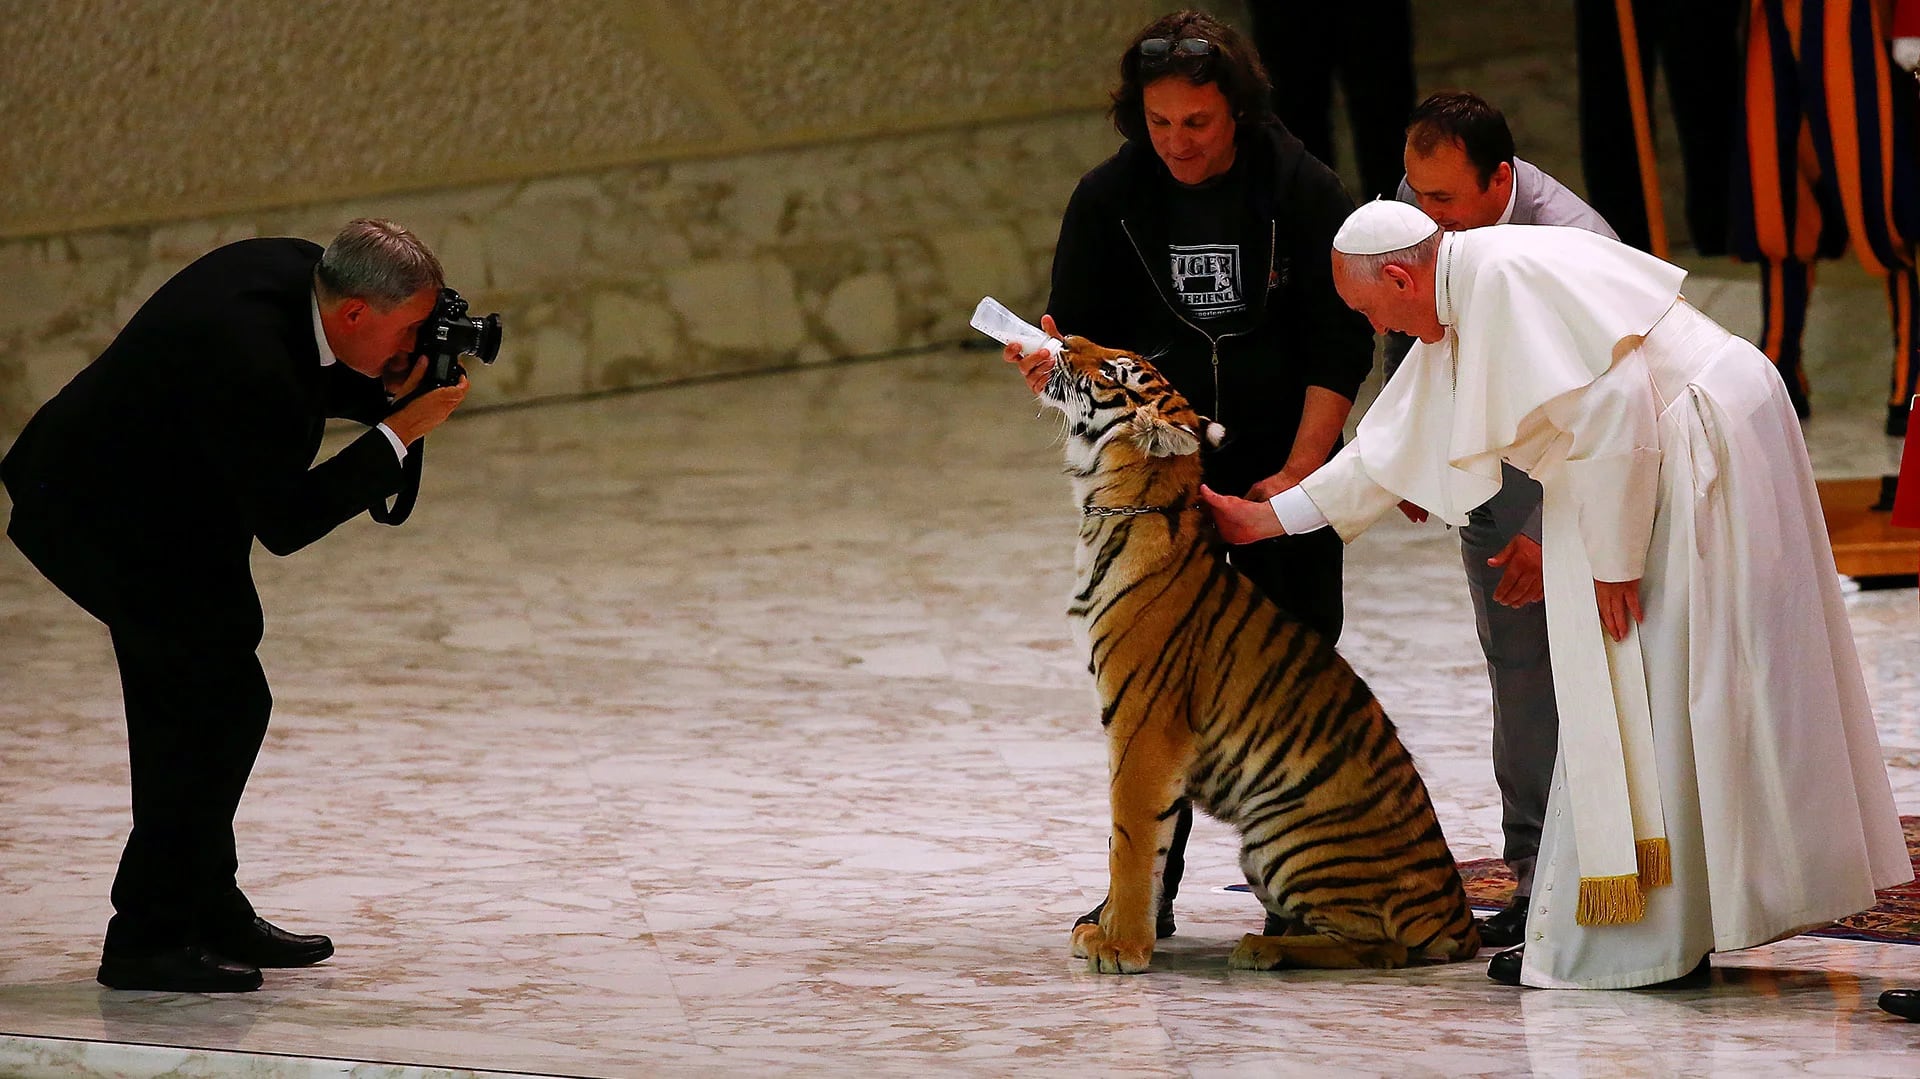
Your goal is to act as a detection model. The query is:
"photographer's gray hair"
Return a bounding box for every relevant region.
[316,218,445,309]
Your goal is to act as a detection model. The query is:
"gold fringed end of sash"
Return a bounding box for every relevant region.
[1576,874,1648,926]
[1635,837,1672,888]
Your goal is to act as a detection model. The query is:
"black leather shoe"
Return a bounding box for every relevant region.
[1489,946,1711,990]
[1477,898,1528,948]
[1075,898,1176,940]
[1879,989,1920,1020]
[1633,955,1712,990]
[97,945,262,993]
[1487,944,1524,986]
[201,916,333,968]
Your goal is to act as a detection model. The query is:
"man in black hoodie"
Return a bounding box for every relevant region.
[1004,10,1374,939]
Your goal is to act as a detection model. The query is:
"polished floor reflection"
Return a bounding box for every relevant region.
[1,267,1917,1077]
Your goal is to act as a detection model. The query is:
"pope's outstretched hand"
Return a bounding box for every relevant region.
[1200,485,1287,544]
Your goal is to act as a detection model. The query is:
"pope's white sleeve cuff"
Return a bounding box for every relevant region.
[1268,486,1330,535]
[377,423,408,462]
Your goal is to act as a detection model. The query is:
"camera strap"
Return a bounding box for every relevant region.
[368,437,424,526]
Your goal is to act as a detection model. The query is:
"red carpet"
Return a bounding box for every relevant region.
[1459,816,1920,946]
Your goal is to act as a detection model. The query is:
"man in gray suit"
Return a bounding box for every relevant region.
[1386,91,1616,948]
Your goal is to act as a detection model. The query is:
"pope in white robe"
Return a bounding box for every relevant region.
[1202,200,1911,989]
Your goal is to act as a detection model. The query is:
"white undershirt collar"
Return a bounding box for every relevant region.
[311,292,337,367]
[311,290,410,463]
[1435,232,1463,327]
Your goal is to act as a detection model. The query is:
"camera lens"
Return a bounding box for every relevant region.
[476,314,503,365]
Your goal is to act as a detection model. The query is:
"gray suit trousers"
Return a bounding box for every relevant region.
[1458,462,1560,897]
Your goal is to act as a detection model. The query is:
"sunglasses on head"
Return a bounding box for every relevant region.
[1137,37,1216,71]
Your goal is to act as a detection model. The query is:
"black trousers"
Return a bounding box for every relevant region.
[1575,0,1743,255]
[9,505,267,952]
[104,626,269,950]
[1246,0,1417,202]
[1162,526,1346,908]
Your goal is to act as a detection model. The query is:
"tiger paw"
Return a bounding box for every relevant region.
[1069,921,1099,960]
[1072,924,1152,974]
[1228,934,1288,971]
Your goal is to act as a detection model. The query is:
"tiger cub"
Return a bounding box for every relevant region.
[1038,335,1480,975]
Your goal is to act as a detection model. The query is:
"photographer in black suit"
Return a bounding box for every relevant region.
[1,219,471,992]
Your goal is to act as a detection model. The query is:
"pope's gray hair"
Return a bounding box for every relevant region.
[1335,231,1442,279]
[314,218,444,310]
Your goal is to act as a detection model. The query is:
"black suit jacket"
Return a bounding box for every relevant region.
[1,237,406,645]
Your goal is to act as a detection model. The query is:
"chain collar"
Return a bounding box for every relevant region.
[1083,501,1201,518]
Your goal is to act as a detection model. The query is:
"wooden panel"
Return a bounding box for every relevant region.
[1819,478,1920,579]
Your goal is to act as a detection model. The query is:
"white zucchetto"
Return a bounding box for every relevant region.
[1332,199,1440,255]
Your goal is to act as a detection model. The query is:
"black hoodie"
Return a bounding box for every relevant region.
[1045,122,1375,497]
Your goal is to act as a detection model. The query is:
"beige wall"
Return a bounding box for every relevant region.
[1,2,1162,238]
[1,111,1130,425]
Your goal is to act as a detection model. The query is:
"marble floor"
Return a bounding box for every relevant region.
[2,264,1919,1077]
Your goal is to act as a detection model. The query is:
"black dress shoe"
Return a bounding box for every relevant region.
[201,916,333,968]
[1075,898,1177,940]
[1635,955,1711,990]
[97,945,262,993]
[1487,944,1525,986]
[1489,945,1711,989]
[1477,898,1529,948]
[1878,989,1920,1020]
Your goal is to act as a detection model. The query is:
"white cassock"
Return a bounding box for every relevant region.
[1294,225,1910,988]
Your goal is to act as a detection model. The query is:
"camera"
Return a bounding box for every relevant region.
[415,286,503,388]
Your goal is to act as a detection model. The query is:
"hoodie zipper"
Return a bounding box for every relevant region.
[1120,219,1276,428]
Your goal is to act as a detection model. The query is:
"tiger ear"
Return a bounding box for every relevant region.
[1197,416,1226,448]
[1128,407,1201,458]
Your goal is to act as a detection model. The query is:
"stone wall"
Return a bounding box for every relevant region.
[0,111,1122,431]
